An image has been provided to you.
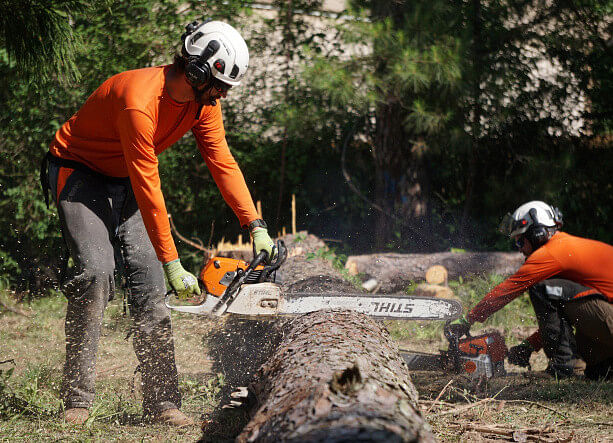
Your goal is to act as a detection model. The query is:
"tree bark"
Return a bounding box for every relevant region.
[345,251,524,293]
[237,309,435,442]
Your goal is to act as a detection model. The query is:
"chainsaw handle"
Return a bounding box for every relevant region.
[250,250,269,270]
[443,321,470,372]
[258,240,287,282]
[217,249,268,308]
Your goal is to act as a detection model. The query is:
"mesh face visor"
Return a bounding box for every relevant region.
[498,213,515,236]
[499,213,531,238]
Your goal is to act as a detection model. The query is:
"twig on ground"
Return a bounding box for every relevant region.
[434,386,508,417]
[577,419,613,427]
[433,397,494,417]
[97,363,127,376]
[450,422,571,442]
[426,378,454,414]
[449,384,478,403]
[0,300,31,317]
[505,399,568,419]
[0,359,16,366]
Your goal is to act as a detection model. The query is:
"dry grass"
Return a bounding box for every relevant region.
[1,288,612,442]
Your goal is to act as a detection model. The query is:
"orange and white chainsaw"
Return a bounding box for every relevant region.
[402,325,508,378]
[165,240,463,321]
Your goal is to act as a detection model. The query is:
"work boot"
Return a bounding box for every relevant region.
[63,407,89,425]
[545,363,575,379]
[573,358,586,376]
[151,408,195,427]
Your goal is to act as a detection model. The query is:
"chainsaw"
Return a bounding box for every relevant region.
[401,324,508,379]
[165,240,463,321]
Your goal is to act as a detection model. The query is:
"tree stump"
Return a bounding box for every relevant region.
[237,309,435,442]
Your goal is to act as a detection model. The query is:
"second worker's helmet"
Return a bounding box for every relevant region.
[499,200,563,248]
[181,20,249,87]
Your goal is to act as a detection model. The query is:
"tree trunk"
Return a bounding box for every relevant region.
[202,233,434,440]
[461,0,483,243]
[237,309,435,442]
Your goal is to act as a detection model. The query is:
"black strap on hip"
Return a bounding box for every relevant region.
[40,152,130,208]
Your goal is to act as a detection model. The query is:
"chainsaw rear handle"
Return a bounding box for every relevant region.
[258,240,287,282]
[443,320,470,372]
[443,321,470,343]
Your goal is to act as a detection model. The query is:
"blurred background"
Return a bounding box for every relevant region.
[1,0,611,293]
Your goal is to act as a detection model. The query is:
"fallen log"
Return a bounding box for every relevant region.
[237,309,435,442]
[346,251,524,293]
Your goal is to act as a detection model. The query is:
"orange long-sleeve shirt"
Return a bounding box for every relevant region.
[49,65,259,263]
[468,232,613,325]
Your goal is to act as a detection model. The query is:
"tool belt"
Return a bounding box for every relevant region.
[40,151,130,208]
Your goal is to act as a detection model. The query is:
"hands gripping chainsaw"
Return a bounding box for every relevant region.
[165,240,287,316]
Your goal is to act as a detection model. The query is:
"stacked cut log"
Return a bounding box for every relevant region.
[233,232,435,442]
[346,251,524,293]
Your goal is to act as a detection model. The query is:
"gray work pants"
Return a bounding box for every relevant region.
[48,163,180,415]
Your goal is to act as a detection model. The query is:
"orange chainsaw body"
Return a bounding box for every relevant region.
[456,332,508,377]
[200,257,266,297]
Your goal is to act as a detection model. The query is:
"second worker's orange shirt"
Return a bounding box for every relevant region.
[468,231,613,324]
[50,65,259,263]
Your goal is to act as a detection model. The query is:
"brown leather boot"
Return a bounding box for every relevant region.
[63,407,89,425]
[151,408,195,427]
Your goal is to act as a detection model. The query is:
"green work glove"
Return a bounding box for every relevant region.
[507,340,534,368]
[251,227,277,262]
[447,316,471,338]
[163,259,201,298]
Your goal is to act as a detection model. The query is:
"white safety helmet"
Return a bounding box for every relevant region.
[499,201,563,239]
[181,20,249,87]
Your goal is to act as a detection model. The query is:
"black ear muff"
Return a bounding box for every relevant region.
[526,225,548,247]
[185,39,221,87]
[524,207,550,249]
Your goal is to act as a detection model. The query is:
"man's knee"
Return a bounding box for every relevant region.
[131,297,172,335]
[63,261,116,303]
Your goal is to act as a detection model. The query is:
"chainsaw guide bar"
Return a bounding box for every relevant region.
[165,282,462,320]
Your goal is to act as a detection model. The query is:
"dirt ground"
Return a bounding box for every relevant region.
[1,295,612,442]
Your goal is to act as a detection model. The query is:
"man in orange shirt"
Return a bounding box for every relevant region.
[449,201,613,380]
[41,20,276,425]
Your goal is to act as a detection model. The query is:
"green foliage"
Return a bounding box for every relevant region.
[180,372,225,410]
[0,0,611,290]
[306,246,362,288]
[0,0,87,83]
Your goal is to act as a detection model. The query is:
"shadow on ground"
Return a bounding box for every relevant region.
[410,369,613,404]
